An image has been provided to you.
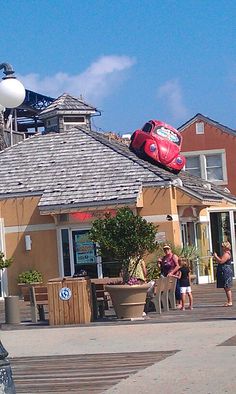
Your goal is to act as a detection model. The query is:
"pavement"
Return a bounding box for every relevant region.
[1,317,236,393]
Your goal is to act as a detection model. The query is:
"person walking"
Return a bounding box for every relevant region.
[214,241,233,307]
[179,258,193,310]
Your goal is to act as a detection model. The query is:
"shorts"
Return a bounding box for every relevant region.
[180,286,191,294]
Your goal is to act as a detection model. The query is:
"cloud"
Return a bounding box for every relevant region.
[18,55,136,103]
[157,79,188,120]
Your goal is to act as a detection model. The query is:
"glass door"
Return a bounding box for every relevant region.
[210,211,235,277]
[60,228,98,278]
[72,230,97,277]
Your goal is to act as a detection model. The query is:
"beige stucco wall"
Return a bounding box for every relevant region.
[139,186,182,245]
[0,197,59,295]
[1,187,235,295]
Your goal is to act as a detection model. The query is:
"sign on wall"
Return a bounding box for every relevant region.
[74,232,96,264]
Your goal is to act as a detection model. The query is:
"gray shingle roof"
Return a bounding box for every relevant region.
[39,93,97,117]
[0,127,235,212]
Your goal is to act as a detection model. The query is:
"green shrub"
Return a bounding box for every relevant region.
[0,251,13,270]
[17,269,43,284]
[89,207,158,283]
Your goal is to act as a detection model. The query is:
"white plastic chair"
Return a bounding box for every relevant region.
[168,276,177,309]
[151,277,164,314]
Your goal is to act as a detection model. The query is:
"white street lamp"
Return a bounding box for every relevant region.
[0,63,25,108]
[0,62,24,393]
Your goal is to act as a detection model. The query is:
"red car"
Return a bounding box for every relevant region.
[130,120,186,173]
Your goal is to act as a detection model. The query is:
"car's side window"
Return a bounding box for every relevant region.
[142,123,152,133]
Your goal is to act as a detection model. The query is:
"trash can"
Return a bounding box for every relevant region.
[47,277,93,325]
[5,296,20,324]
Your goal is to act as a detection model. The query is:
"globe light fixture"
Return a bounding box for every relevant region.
[0,62,25,108]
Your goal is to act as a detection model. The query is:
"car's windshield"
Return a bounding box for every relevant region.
[153,126,181,145]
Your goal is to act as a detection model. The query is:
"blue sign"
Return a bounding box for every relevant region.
[59,287,72,301]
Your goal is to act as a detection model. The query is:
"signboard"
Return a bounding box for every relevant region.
[70,209,117,222]
[74,231,96,264]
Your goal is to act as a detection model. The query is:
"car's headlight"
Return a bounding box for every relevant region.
[176,157,183,164]
[150,144,157,152]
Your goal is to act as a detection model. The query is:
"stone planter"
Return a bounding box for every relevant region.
[105,283,149,319]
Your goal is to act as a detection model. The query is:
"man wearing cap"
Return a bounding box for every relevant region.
[158,244,180,277]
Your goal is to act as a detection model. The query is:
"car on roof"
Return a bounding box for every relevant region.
[129,119,186,173]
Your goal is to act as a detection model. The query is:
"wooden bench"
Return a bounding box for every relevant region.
[21,285,48,323]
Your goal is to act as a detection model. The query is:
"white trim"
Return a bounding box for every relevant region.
[183,148,226,156]
[57,228,63,277]
[0,218,6,253]
[208,207,236,212]
[4,223,56,234]
[143,214,179,222]
[196,122,204,135]
[183,149,227,185]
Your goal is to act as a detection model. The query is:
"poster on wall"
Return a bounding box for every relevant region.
[74,231,96,264]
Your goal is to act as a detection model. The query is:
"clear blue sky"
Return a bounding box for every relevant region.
[1,0,236,134]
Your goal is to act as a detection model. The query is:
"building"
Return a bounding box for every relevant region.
[1,102,236,297]
[179,113,236,195]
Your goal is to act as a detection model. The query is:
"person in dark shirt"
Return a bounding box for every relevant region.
[214,241,233,306]
[179,258,193,310]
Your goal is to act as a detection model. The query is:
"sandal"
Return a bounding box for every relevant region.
[223,302,233,307]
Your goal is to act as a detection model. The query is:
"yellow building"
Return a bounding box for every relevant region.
[0,94,236,296]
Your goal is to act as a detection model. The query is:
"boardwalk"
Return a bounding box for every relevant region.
[10,351,177,393]
[1,282,236,393]
[1,282,236,327]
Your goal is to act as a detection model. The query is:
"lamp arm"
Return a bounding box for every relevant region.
[0,63,15,77]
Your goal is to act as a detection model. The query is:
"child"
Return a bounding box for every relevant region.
[179,259,193,310]
[169,266,182,308]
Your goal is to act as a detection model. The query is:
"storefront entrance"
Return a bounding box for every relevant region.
[210,211,235,277]
[60,228,122,278]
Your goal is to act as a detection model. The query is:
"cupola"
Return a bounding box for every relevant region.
[39,93,100,134]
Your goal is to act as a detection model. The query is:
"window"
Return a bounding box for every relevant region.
[196,122,204,134]
[142,122,152,133]
[185,156,201,177]
[206,154,223,181]
[63,116,85,123]
[184,150,227,184]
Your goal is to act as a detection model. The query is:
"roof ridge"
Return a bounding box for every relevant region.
[178,113,236,135]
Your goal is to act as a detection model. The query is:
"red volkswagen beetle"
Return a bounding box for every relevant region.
[129,120,186,173]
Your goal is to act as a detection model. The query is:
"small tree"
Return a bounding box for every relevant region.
[0,251,13,270]
[89,207,158,283]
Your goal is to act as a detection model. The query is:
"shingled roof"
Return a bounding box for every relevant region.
[0,127,235,213]
[39,93,98,117]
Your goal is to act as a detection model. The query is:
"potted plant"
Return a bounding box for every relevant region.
[89,207,158,319]
[17,269,43,289]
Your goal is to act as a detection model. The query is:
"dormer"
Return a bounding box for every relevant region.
[39,93,100,134]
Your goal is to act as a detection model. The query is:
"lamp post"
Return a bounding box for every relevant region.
[0,62,25,150]
[0,62,25,394]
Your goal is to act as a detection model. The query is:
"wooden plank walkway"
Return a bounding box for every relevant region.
[10,351,177,393]
[1,282,236,393]
[0,281,236,327]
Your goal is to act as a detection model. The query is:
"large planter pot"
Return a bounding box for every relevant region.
[105,284,149,319]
